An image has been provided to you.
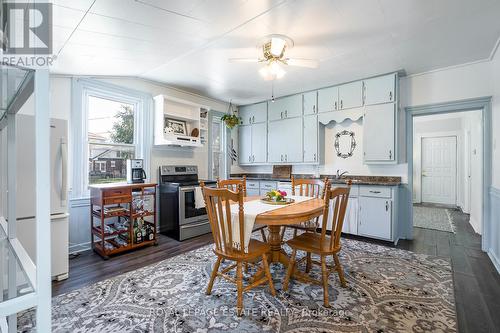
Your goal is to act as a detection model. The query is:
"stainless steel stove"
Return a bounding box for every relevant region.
[158,165,216,241]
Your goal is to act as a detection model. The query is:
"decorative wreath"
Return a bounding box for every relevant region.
[334,130,356,158]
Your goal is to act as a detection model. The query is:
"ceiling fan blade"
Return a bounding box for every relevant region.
[228,58,261,63]
[285,58,319,68]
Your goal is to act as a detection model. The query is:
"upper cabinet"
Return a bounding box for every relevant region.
[239,102,267,125]
[338,81,363,110]
[268,94,302,121]
[237,72,399,166]
[303,91,317,115]
[268,117,303,163]
[363,103,396,163]
[364,73,396,106]
[317,86,338,113]
[238,122,267,165]
[303,115,319,163]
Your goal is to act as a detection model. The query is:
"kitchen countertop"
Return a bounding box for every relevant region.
[229,174,402,186]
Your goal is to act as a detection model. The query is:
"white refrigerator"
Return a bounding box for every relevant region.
[15,114,69,281]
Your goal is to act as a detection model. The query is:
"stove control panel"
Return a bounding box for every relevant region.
[160,165,198,176]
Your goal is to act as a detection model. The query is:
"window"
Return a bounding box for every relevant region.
[72,78,152,198]
[87,96,136,185]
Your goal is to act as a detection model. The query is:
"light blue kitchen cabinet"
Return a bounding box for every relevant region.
[251,122,267,163]
[268,117,303,163]
[267,120,286,163]
[363,103,396,163]
[283,117,303,162]
[358,196,392,240]
[238,122,267,164]
[303,91,317,115]
[268,94,302,121]
[364,73,396,106]
[303,115,318,163]
[338,80,363,110]
[238,125,252,164]
[317,86,339,112]
[239,102,267,125]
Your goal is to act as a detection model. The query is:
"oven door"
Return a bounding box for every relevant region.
[179,185,215,225]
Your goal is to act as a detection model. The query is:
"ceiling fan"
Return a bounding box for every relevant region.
[229,34,319,80]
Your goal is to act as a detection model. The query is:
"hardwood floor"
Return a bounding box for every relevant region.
[53,209,499,333]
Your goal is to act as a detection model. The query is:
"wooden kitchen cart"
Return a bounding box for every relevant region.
[90,183,157,259]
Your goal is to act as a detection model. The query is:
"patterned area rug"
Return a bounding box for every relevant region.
[413,206,455,233]
[18,234,457,333]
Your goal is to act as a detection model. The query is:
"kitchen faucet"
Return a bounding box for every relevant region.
[336,169,349,179]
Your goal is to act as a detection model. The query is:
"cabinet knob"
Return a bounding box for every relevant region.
[248,117,251,124]
[389,91,393,101]
[280,111,283,119]
[313,105,316,113]
[389,150,392,159]
[252,116,255,123]
[314,153,317,161]
[385,201,389,211]
[285,110,288,117]
[334,101,337,110]
[340,100,343,109]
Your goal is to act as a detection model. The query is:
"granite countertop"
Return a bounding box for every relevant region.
[230,173,402,186]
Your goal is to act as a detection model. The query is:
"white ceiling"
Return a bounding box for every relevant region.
[51,0,500,105]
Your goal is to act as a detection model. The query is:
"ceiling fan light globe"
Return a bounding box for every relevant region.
[270,37,286,57]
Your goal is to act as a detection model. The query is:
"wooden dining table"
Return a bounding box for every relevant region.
[245,196,325,267]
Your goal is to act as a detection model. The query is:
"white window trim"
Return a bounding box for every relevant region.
[208,111,229,180]
[71,78,153,199]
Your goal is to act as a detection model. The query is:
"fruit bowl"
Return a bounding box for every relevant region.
[261,189,294,205]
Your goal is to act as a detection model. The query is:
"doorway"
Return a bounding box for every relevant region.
[406,97,492,252]
[412,111,483,233]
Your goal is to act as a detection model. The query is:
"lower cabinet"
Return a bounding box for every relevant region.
[341,197,359,235]
[358,196,392,240]
[247,188,260,196]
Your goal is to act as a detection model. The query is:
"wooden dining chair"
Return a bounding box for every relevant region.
[280,176,329,241]
[202,184,276,315]
[283,185,350,307]
[217,176,267,242]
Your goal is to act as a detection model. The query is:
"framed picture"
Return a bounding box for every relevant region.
[164,118,187,136]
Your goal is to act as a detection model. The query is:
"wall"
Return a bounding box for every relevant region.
[489,42,500,272]
[464,111,484,233]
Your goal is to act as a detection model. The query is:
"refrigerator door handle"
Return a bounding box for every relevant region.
[61,138,68,205]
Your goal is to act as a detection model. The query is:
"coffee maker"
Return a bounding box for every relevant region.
[126,159,147,183]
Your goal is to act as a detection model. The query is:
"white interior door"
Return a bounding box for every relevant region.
[421,136,457,205]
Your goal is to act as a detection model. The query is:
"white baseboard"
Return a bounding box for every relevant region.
[69,242,91,254]
[468,217,482,235]
[487,249,500,274]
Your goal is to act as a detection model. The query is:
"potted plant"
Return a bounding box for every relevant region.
[222,101,241,129]
[221,113,240,129]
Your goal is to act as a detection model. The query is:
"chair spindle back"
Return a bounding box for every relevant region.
[320,186,350,251]
[202,184,245,254]
[217,176,247,197]
[291,176,329,198]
